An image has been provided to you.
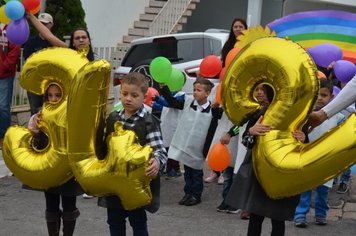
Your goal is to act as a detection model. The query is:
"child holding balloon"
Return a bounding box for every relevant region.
[159,78,223,206]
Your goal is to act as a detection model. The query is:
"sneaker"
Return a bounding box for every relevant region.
[166,170,179,179]
[226,206,240,214]
[204,171,218,183]
[184,196,201,206]
[217,174,224,185]
[178,194,191,205]
[217,201,229,212]
[337,182,349,194]
[315,217,327,226]
[295,218,307,228]
[82,193,94,199]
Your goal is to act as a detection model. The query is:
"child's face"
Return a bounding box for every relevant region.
[193,83,210,104]
[120,83,145,116]
[47,85,62,103]
[316,87,333,110]
[254,85,268,105]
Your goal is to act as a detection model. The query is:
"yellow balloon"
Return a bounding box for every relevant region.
[222,36,356,199]
[2,48,88,189]
[0,5,10,25]
[67,60,154,210]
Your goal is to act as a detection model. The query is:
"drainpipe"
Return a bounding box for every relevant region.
[247,0,262,27]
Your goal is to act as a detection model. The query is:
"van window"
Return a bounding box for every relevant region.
[204,38,223,56]
[122,38,205,67]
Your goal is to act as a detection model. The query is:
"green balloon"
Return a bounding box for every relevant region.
[149,57,172,83]
[167,68,185,92]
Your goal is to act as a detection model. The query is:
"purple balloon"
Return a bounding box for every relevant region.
[333,60,356,83]
[307,43,343,68]
[6,17,29,45]
[333,86,340,97]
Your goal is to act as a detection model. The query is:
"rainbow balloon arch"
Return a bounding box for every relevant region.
[268,10,356,64]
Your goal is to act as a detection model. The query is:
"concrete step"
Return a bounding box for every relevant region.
[139,13,156,21]
[178,16,187,24]
[149,0,166,8]
[145,7,161,14]
[134,20,151,29]
[123,35,142,44]
[128,28,149,37]
[183,9,192,17]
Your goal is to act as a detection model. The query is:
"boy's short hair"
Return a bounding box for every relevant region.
[320,79,334,95]
[193,78,214,92]
[121,72,149,95]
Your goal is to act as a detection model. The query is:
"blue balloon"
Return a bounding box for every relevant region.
[5,0,25,21]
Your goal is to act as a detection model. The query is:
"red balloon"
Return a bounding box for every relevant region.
[29,3,41,14]
[207,143,230,171]
[219,67,227,82]
[225,47,240,68]
[200,55,222,78]
[22,0,41,11]
[144,87,159,107]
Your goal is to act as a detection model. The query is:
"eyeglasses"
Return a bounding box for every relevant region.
[74,35,88,40]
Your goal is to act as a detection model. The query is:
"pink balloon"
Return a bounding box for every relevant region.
[333,60,356,83]
[307,43,343,68]
[6,17,29,45]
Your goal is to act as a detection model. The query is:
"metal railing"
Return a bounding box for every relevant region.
[11,46,117,112]
[148,0,193,36]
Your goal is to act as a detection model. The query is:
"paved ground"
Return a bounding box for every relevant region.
[0,110,355,235]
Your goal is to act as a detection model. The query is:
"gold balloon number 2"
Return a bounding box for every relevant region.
[222,37,356,199]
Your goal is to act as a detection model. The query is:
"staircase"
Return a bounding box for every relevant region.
[110,0,199,71]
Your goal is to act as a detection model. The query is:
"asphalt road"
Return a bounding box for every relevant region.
[0,173,355,236]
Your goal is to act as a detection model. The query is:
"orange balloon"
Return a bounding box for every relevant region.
[219,67,227,82]
[317,70,326,79]
[225,47,240,68]
[29,3,41,14]
[207,143,230,171]
[215,82,222,105]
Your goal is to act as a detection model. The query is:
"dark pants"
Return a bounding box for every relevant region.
[44,191,77,213]
[248,213,285,236]
[183,165,203,199]
[27,91,43,115]
[222,167,234,200]
[166,158,180,172]
[107,207,148,236]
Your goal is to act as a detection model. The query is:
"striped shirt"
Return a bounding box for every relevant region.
[117,106,167,168]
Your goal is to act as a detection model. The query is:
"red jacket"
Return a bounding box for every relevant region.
[0,30,21,79]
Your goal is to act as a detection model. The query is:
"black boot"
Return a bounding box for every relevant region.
[62,209,80,236]
[45,210,62,236]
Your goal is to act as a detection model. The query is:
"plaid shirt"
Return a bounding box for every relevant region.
[117,106,167,167]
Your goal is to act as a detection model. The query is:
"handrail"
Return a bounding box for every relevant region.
[148,0,193,36]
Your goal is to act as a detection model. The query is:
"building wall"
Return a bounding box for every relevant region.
[81,0,148,47]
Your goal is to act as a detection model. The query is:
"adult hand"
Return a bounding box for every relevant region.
[249,116,271,136]
[308,110,327,130]
[293,130,305,143]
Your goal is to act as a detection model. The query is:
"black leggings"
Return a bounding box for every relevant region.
[247,213,285,236]
[44,191,77,213]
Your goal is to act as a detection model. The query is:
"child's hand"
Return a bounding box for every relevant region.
[145,158,160,177]
[33,111,42,126]
[220,133,231,144]
[28,111,42,134]
[249,116,271,136]
[293,130,305,143]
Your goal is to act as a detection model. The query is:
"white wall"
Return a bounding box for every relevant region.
[81,0,148,47]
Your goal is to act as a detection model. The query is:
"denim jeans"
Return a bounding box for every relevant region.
[107,207,148,236]
[340,169,351,184]
[183,165,203,199]
[27,91,43,116]
[0,77,14,139]
[294,185,329,220]
[222,166,234,200]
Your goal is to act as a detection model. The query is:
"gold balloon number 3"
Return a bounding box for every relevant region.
[222,37,356,198]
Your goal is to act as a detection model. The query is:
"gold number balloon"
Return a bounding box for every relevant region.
[2,48,88,189]
[222,33,356,198]
[67,60,154,210]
